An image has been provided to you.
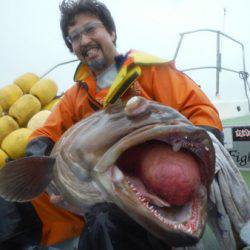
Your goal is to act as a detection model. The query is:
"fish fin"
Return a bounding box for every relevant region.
[0,156,55,202]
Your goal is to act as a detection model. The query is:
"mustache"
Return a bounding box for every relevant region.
[81,44,101,57]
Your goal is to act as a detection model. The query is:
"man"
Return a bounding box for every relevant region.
[25,0,223,249]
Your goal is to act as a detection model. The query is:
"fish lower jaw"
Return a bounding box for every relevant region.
[96,127,212,242]
[108,176,205,246]
[106,173,207,247]
[126,177,205,234]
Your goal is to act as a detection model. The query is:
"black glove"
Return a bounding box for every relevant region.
[78,202,170,250]
[0,197,42,249]
[5,157,13,163]
[26,136,55,157]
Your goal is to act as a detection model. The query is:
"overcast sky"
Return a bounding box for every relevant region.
[1,0,250,101]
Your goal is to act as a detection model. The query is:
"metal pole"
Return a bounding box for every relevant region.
[216,32,221,96]
[40,59,79,79]
[241,46,250,111]
[173,35,184,61]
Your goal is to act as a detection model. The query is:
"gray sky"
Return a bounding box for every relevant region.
[1,0,250,101]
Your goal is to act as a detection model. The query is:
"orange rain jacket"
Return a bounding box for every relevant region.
[29,50,222,246]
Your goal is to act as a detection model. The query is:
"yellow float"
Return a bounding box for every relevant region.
[0,84,23,111]
[43,98,61,111]
[30,78,58,105]
[27,110,51,131]
[1,128,33,159]
[13,72,39,94]
[0,105,3,117]
[9,94,41,127]
[0,149,8,168]
[0,115,19,144]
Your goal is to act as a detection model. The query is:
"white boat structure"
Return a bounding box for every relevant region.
[174,29,250,121]
[173,29,250,186]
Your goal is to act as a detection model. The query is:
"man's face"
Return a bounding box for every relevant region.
[68,13,117,75]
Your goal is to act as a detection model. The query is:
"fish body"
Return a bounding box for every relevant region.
[0,96,215,247]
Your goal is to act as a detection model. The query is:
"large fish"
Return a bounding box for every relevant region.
[0,96,215,247]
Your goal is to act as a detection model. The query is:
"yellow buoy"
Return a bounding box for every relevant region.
[13,72,39,94]
[0,115,19,144]
[27,110,51,130]
[0,104,3,117]
[0,84,23,111]
[30,78,58,105]
[9,94,41,127]
[0,149,8,168]
[43,98,61,111]
[1,128,33,159]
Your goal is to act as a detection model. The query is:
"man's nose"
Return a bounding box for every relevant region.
[79,33,92,45]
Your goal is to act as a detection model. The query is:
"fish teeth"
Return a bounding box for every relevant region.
[149,205,154,210]
[129,182,134,188]
[202,138,210,146]
[154,210,159,216]
[113,167,124,182]
[126,180,175,226]
[172,141,182,152]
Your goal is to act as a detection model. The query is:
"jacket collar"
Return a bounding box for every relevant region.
[73,50,169,107]
[73,50,169,83]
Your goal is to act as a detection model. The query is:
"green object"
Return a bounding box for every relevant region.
[222,115,250,126]
[240,170,250,188]
[201,224,221,249]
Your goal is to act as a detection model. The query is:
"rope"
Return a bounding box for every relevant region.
[239,71,249,80]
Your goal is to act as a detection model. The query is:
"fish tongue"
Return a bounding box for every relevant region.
[117,140,201,206]
[136,142,201,206]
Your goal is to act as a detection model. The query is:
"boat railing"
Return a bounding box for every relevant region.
[173,29,250,111]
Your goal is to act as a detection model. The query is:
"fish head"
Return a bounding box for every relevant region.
[52,96,215,246]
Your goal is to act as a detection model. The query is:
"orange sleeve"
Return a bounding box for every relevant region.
[140,63,222,131]
[29,85,78,142]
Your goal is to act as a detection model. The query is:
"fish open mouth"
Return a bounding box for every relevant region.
[94,124,215,246]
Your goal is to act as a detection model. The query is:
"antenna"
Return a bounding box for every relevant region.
[220,8,227,62]
[223,8,227,32]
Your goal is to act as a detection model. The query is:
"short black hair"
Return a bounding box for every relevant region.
[59,0,117,52]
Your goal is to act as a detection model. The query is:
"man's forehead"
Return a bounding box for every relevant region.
[68,13,100,31]
[68,20,101,35]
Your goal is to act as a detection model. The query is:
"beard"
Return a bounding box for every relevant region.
[80,43,110,74]
[87,57,108,73]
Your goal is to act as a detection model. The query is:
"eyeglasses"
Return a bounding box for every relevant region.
[66,21,103,45]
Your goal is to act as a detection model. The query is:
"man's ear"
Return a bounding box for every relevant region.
[111,31,116,43]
